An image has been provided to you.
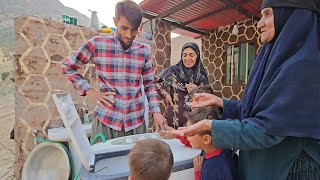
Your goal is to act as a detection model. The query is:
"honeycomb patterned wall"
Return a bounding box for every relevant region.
[152,20,171,73]
[13,16,99,179]
[149,20,171,130]
[201,19,262,100]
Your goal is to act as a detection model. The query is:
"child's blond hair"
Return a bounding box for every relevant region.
[128,139,174,180]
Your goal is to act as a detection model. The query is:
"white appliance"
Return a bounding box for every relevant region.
[52,93,201,180]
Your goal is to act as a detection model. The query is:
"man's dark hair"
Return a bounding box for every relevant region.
[129,139,174,180]
[115,0,142,30]
[184,107,220,136]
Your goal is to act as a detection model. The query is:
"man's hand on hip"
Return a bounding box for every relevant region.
[86,89,116,107]
[153,112,167,132]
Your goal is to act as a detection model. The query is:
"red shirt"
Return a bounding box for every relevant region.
[176,135,192,148]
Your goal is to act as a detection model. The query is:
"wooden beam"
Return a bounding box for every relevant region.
[143,12,207,36]
[219,0,260,20]
[184,5,231,25]
[171,26,177,31]
[167,22,207,35]
[155,0,200,19]
[183,0,259,26]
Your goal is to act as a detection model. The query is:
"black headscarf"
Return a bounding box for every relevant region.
[262,0,320,41]
[241,3,320,139]
[158,42,208,91]
[261,0,320,13]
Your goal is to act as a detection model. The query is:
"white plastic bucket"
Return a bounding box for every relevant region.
[22,142,70,180]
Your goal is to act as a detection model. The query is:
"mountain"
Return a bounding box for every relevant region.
[0,0,91,55]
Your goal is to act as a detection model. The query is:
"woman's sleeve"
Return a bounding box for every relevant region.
[211,119,285,150]
[176,135,192,148]
[156,80,170,99]
[220,99,242,119]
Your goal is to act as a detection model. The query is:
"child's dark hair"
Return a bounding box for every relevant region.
[129,139,174,180]
[184,107,219,136]
[115,0,142,30]
[189,85,214,97]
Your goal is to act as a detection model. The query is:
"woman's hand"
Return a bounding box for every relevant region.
[193,156,203,172]
[187,93,223,108]
[186,83,197,93]
[164,119,212,137]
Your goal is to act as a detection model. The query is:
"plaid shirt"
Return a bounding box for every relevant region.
[62,35,160,132]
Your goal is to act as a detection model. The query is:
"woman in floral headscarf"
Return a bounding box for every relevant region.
[157,42,208,129]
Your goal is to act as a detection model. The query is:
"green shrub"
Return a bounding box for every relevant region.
[1,72,10,80]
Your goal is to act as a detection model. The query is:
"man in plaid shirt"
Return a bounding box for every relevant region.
[62,0,166,139]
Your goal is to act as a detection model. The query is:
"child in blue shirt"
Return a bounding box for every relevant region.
[185,108,238,180]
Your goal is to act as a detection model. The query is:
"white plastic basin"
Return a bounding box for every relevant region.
[22,142,70,180]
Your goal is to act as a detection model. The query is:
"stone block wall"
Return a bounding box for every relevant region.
[151,20,171,73]
[150,20,171,127]
[201,19,262,100]
[13,16,99,179]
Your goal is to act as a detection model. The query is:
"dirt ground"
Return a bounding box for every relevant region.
[0,103,15,180]
[0,60,15,180]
